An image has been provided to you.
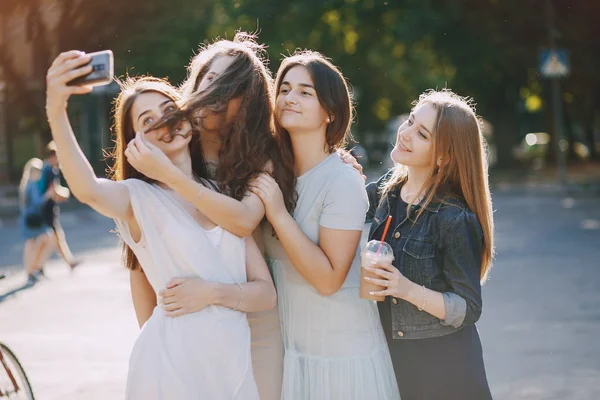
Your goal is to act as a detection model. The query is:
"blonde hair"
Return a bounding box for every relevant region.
[19,158,44,208]
[381,89,494,282]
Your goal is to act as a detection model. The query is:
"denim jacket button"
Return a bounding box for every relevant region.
[397,331,404,337]
[394,232,401,239]
[392,298,398,305]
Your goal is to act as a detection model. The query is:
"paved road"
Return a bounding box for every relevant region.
[0,207,117,276]
[478,193,600,399]
[0,193,599,399]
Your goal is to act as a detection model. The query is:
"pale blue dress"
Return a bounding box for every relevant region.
[262,153,400,400]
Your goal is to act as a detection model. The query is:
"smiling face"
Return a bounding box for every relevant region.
[390,102,438,170]
[275,65,330,135]
[130,91,192,156]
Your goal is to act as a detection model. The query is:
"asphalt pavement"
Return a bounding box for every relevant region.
[0,192,599,399]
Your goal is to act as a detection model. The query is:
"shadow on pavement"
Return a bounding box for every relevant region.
[0,280,36,303]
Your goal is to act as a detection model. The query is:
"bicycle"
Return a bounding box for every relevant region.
[0,342,35,399]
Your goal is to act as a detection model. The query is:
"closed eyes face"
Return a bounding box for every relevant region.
[196,55,235,92]
[390,102,437,169]
[130,91,191,151]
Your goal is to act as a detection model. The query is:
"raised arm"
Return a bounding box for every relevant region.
[158,236,276,317]
[123,136,264,237]
[250,169,367,296]
[46,51,132,221]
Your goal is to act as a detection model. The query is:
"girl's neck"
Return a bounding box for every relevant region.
[403,166,431,202]
[289,129,329,176]
[200,130,222,163]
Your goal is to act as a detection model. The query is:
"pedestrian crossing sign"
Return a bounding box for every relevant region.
[539,49,569,79]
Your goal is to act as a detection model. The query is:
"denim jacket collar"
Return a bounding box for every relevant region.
[375,184,445,217]
[370,184,459,236]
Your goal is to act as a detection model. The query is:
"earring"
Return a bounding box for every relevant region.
[326,117,331,123]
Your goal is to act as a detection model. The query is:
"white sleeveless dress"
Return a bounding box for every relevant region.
[114,179,259,400]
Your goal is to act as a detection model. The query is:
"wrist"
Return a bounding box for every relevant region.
[164,167,187,187]
[403,281,422,303]
[47,106,68,122]
[270,209,291,229]
[208,282,223,306]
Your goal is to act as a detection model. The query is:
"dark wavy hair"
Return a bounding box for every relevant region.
[179,32,296,212]
[107,76,208,270]
[274,50,354,167]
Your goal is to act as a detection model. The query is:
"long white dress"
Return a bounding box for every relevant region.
[114,179,259,400]
[262,154,400,400]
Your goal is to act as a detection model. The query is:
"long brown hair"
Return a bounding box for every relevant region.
[381,89,494,282]
[274,50,354,167]
[107,76,208,270]
[180,32,296,212]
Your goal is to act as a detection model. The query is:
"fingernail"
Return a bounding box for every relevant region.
[369,292,375,295]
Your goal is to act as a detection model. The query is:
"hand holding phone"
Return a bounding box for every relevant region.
[46,50,114,118]
[67,50,114,87]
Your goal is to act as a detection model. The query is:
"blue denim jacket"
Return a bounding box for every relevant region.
[366,172,484,340]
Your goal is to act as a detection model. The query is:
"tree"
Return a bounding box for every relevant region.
[3,0,597,179]
[0,0,207,147]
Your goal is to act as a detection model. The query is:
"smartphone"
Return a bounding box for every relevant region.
[67,50,114,87]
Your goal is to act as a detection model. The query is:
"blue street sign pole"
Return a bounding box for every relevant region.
[550,79,567,185]
[544,0,567,185]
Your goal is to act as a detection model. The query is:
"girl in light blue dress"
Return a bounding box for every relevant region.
[251,51,400,400]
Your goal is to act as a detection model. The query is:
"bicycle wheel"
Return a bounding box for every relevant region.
[0,343,35,400]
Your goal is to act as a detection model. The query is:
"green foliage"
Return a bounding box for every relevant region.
[2,0,599,169]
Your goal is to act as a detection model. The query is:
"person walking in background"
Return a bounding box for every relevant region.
[19,158,56,284]
[365,89,494,399]
[39,141,80,270]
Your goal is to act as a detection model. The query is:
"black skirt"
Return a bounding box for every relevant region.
[378,297,492,400]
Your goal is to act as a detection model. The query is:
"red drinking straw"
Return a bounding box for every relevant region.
[377,215,393,254]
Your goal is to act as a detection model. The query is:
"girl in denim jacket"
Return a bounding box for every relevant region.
[364,89,494,399]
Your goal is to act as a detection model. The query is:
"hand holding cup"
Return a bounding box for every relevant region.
[359,240,394,301]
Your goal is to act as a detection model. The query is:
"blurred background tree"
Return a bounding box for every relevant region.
[1,0,598,181]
